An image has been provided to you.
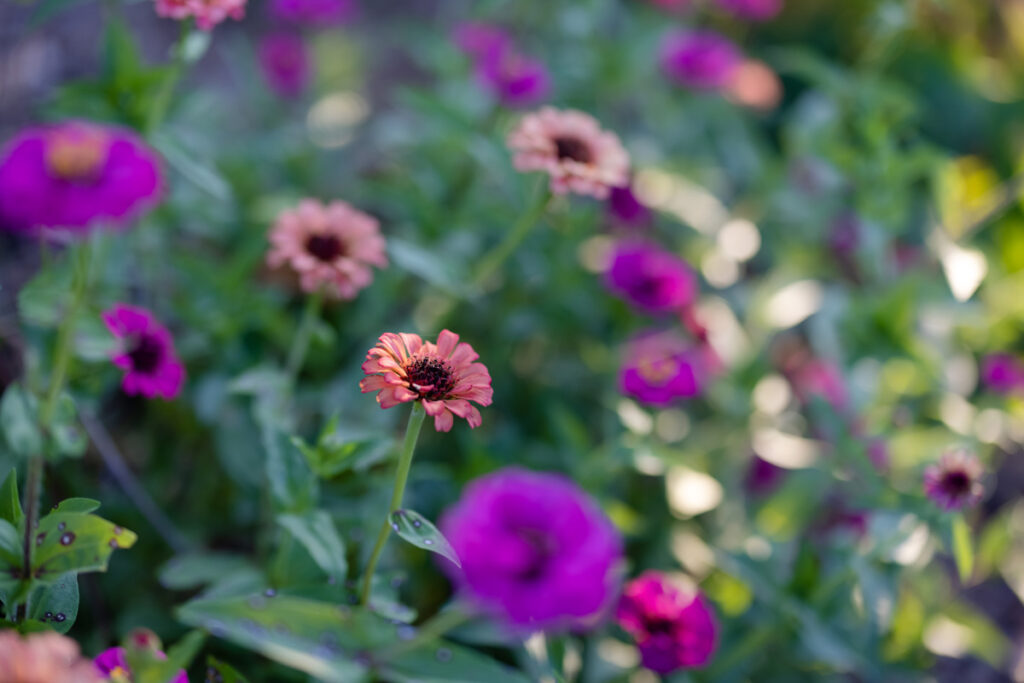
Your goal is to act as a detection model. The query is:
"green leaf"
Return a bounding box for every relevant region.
[294,418,393,479]
[51,498,101,515]
[151,132,233,202]
[0,469,23,528]
[389,509,460,568]
[0,518,24,605]
[31,511,137,583]
[17,265,72,328]
[388,238,465,295]
[277,511,347,581]
[48,394,87,459]
[159,552,255,591]
[952,514,974,583]
[1,385,42,458]
[263,429,317,513]
[206,656,250,683]
[381,642,531,683]
[28,572,79,634]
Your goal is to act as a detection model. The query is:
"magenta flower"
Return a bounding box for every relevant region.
[477,52,551,108]
[440,468,623,632]
[924,450,985,511]
[788,358,848,411]
[259,33,311,98]
[660,31,742,91]
[619,332,707,406]
[607,184,652,227]
[605,242,696,314]
[102,305,185,400]
[154,0,247,30]
[981,354,1024,394]
[617,572,717,674]
[715,0,782,21]
[745,455,786,495]
[94,648,188,683]
[270,0,353,25]
[453,21,512,63]
[0,121,162,235]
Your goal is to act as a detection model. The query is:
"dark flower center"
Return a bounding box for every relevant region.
[942,471,971,497]
[305,234,345,262]
[512,528,558,582]
[128,335,163,374]
[554,136,593,164]
[405,356,455,400]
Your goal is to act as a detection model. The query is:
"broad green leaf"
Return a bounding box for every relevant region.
[31,511,137,583]
[1,385,42,458]
[381,642,531,683]
[159,552,254,591]
[28,572,79,634]
[48,395,87,459]
[51,498,101,515]
[206,656,250,683]
[0,469,23,527]
[263,428,317,513]
[388,238,464,295]
[952,514,974,583]
[277,511,347,580]
[17,265,72,328]
[389,509,460,568]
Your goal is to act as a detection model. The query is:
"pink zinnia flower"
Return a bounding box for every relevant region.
[715,0,782,21]
[359,330,493,432]
[660,31,742,91]
[605,242,696,313]
[924,450,985,511]
[0,631,101,683]
[154,0,247,30]
[102,304,185,400]
[94,647,188,682]
[0,121,162,234]
[619,332,708,406]
[981,353,1024,394]
[267,198,388,300]
[507,107,630,199]
[440,467,624,632]
[270,0,354,24]
[617,572,718,674]
[259,33,311,98]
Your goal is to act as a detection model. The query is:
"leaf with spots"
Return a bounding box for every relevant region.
[380,642,532,683]
[206,656,250,683]
[389,509,461,568]
[27,572,78,634]
[31,511,137,584]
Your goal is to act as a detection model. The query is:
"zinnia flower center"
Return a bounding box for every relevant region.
[404,356,456,400]
[128,335,163,374]
[942,471,971,496]
[45,129,109,182]
[109,666,132,683]
[637,355,680,386]
[305,233,345,262]
[554,135,593,164]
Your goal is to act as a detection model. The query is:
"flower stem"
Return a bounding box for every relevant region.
[285,289,324,381]
[471,183,552,292]
[359,403,426,605]
[146,21,192,135]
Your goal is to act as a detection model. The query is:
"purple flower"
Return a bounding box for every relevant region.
[660,31,742,91]
[745,455,786,495]
[270,0,354,25]
[617,572,717,674]
[923,449,985,511]
[95,647,188,682]
[607,184,652,227]
[452,21,512,63]
[440,467,623,632]
[102,304,185,400]
[981,354,1023,394]
[715,0,782,21]
[619,332,708,406]
[605,242,696,314]
[0,121,163,235]
[259,33,311,98]
[477,52,550,108]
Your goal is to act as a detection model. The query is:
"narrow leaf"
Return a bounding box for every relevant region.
[277,511,347,580]
[952,513,974,583]
[0,469,23,527]
[389,510,461,568]
[206,656,250,683]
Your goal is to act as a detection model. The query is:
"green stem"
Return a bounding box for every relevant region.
[17,455,43,620]
[285,290,324,380]
[359,404,426,605]
[377,607,469,659]
[146,21,192,134]
[41,243,92,427]
[471,184,552,291]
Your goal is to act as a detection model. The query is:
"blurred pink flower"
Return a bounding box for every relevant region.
[270,0,354,24]
[0,631,101,683]
[605,241,696,314]
[745,455,786,495]
[924,449,984,511]
[724,59,782,110]
[95,647,188,682]
[102,304,185,400]
[453,21,512,63]
[607,184,652,227]
[660,31,742,91]
[789,358,848,411]
[619,332,709,406]
[477,52,550,108]
[981,353,1024,394]
[508,107,630,199]
[259,33,311,98]
[154,0,247,30]
[267,198,387,300]
[716,0,782,21]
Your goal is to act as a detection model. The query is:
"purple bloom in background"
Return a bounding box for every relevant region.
[607,184,652,227]
[924,449,984,511]
[745,455,786,495]
[477,52,550,107]
[605,242,696,314]
[102,304,185,400]
[617,572,717,673]
[270,0,354,25]
[95,647,188,682]
[619,333,707,406]
[0,121,162,235]
[440,467,623,632]
[453,21,512,62]
[660,31,742,91]
[981,353,1024,394]
[259,33,311,98]
[715,0,782,21]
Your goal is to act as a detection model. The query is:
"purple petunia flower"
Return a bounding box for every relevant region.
[923,449,985,511]
[715,0,782,21]
[617,572,717,674]
[258,33,312,98]
[619,332,707,406]
[607,184,652,228]
[659,31,742,91]
[605,242,696,314]
[95,647,188,682]
[102,304,185,400]
[440,467,623,632]
[0,121,163,235]
[270,0,354,25]
[980,353,1024,394]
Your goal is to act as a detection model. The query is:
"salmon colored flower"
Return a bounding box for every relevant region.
[507,107,629,199]
[0,631,101,683]
[154,0,247,30]
[924,449,985,511]
[360,330,493,432]
[267,198,388,300]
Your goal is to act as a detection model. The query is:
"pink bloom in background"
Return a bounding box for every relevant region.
[0,121,162,234]
[360,330,493,432]
[788,358,848,411]
[259,33,311,98]
[477,52,550,108]
[267,198,387,300]
[453,21,513,63]
[924,449,985,511]
[508,107,630,199]
[154,0,247,30]
[716,0,782,21]
[981,353,1024,394]
[619,332,707,406]
[94,647,188,683]
[440,467,623,632]
[102,304,185,400]
[617,572,718,674]
[0,631,101,683]
[607,184,652,227]
[745,455,786,495]
[605,242,696,313]
[271,0,354,24]
[660,31,742,91]
[724,60,783,111]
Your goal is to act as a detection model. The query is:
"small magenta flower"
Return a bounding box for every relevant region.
[267,198,388,300]
[440,467,623,632]
[605,242,696,314]
[617,572,718,674]
[788,358,848,411]
[924,450,985,511]
[0,631,101,682]
[715,0,782,21]
[507,107,630,199]
[360,330,493,432]
[154,0,247,30]
[619,332,707,406]
[270,0,354,24]
[94,647,188,683]
[259,33,312,98]
[660,31,742,91]
[745,455,786,495]
[607,184,652,228]
[102,305,185,400]
[981,354,1024,394]
[0,121,162,234]
[453,21,512,62]
[477,51,551,108]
